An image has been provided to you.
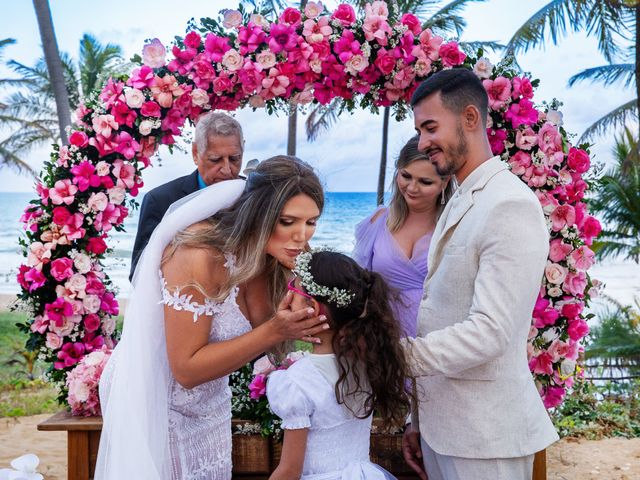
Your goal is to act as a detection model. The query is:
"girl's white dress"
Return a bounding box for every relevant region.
[267,354,396,480]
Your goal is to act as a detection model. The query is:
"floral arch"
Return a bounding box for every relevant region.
[15,1,600,414]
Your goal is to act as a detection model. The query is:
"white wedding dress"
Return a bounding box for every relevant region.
[267,355,396,480]
[95,180,248,480]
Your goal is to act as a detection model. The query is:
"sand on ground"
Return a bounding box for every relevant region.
[0,415,639,479]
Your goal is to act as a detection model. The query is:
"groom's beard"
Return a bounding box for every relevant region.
[434,124,468,177]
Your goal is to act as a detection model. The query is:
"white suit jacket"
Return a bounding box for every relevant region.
[403,157,559,459]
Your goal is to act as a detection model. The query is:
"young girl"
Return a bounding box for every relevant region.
[266,251,411,480]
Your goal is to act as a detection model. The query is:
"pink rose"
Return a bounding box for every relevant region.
[537,123,563,156]
[280,7,302,26]
[222,49,243,72]
[400,13,422,35]
[50,257,74,282]
[69,131,89,148]
[83,313,101,332]
[561,301,584,320]
[88,192,109,212]
[545,262,568,285]
[438,41,466,67]
[141,101,161,118]
[248,374,267,400]
[511,77,534,99]
[83,295,102,314]
[46,332,63,350]
[142,38,166,68]
[487,128,507,155]
[567,147,590,174]
[256,50,277,70]
[304,1,323,19]
[580,215,602,246]
[67,273,87,294]
[374,50,396,75]
[86,237,108,255]
[542,386,565,409]
[124,88,145,109]
[567,318,589,341]
[331,4,356,26]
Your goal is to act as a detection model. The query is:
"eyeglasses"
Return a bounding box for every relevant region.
[287,277,314,300]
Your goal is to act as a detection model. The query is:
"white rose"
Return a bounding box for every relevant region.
[546,109,564,126]
[108,187,126,205]
[473,57,494,79]
[102,316,116,335]
[542,328,559,343]
[222,49,243,72]
[191,88,209,107]
[222,9,243,29]
[560,359,576,377]
[345,54,369,75]
[138,119,154,136]
[547,286,563,297]
[248,95,265,108]
[96,161,110,177]
[83,294,102,314]
[67,273,87,293]
[70,381,91,402]
[249,13,269,29]
[545,262,568,285]
[304,1,323,19]
[74,253,92,274]
[87,192,108,212]
[256,51,277,70]
[84,350,106,366]
[142,38,166,69]
[124,88,145,109]
[46,332,63,350]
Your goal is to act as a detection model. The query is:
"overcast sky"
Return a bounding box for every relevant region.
[0,0,634,192]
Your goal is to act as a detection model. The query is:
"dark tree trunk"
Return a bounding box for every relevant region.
[287,105,297,156]
[376,106,390,206]
[636,4,640,145]
[33,0,70,144]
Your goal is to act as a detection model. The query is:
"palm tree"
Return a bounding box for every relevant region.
[504,1,638,142]
[306,0,497,205]
[32,0,72,144]
[589,127,640,263]
[0,34,125,176]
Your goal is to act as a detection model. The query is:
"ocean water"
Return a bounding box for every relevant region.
[1,191,639,307]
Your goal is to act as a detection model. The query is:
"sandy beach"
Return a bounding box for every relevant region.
[0,415,639,479]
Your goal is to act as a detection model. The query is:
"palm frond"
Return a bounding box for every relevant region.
[305,99,343,142]
[503,0,582,57]
[79,33,124,97]
[579,98,637,143]
[583,0,631,63]
[459,40,505,54]
[568,63,635,88]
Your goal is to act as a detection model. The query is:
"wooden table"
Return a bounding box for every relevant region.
[37,411,102,480]
[38,412,547,480]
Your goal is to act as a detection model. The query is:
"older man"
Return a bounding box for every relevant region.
[402,69,558,480]
[129,112,244,279]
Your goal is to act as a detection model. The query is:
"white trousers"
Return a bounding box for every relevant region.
[420,437,534,480]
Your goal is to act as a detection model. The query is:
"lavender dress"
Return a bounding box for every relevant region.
[353,208,431,338]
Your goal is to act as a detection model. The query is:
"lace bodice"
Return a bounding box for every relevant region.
[267,356,396,480]
[160,252,252,480]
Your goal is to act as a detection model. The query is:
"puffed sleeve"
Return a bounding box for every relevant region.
[267,369,313,430]
[352,207,386,270]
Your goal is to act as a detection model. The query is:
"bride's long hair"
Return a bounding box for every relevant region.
[163,155,324,308]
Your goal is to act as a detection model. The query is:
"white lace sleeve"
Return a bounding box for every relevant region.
[159,272,219,322]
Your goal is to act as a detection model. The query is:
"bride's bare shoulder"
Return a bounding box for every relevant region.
[161,241,227,291]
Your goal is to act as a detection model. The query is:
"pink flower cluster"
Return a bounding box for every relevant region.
[165,1,465,110]
[481,70,601,408]
[66,347,112,416]
[248,351,305,400]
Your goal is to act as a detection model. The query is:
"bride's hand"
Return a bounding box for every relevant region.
[270,291,329,344]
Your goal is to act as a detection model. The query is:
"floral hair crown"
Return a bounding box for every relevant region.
[292,250,355,308]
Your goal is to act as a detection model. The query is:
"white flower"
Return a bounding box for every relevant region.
[142,38,166,69]
[542,328,559,343]
[96,161,110,177]
[305,1,323,19]
[545,262,568,285]
[546,109,564,126]
[222,9,243,29]
[124,88,145,109]
[84,350,107,367]
[473,57,494,79]
[222,49,243,72]
[74,253,92,274]
[108,187,126,205]
[67,273,87,293]
[249,13,270,29]
[138,119,154,136]
[547,286,563,297]
[82,295,101,314]
[191,88,209,107]
[560,358,576,377]
[256,51,277,70]
[345,54,369,75]
[87,192,108,212]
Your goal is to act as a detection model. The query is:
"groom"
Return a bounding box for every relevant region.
[402,69,558,480]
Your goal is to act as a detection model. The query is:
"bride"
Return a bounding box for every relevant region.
[95,156,328,479]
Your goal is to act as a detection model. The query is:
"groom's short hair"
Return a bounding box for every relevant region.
[411,68,488,123]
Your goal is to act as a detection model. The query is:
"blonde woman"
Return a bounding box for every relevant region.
[353,136,453,338]
[97,156,328,479]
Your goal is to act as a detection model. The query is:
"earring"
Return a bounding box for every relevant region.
[440,189,446,205]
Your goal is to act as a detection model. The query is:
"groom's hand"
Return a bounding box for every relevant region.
[271,291,329,344]
[402,424,428,480]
